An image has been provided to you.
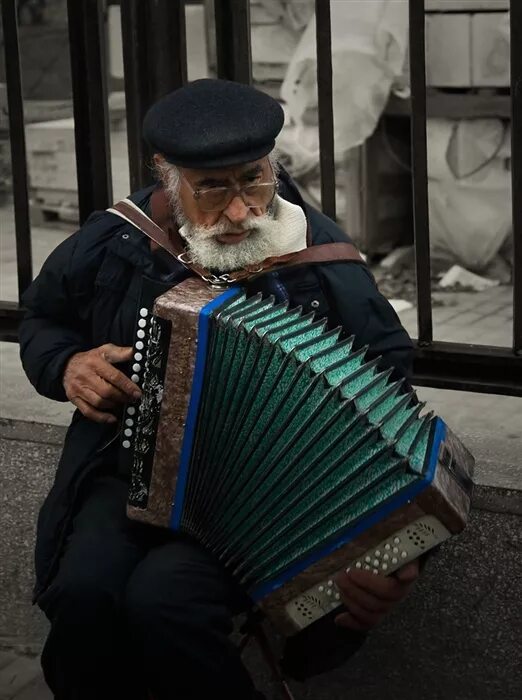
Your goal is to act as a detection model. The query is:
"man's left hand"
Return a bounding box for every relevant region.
[333,560,420,631]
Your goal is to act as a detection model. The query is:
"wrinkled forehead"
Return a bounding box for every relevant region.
[180,157,271,187]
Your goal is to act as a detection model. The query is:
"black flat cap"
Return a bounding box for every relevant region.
[142,78,285,169]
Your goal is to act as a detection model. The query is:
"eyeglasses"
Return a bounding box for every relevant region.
[180,171,277,212]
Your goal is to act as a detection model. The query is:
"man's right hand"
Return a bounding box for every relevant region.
[63,343,142,423]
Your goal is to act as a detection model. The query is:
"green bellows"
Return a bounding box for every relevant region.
[180,292,434,592]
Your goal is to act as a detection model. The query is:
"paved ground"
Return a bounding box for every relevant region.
[0,652,50,700]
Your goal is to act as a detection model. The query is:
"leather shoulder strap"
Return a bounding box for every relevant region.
[107,199,183,258]
[272,242,364,267]
[107,198,365,286]
[227,241,365,283]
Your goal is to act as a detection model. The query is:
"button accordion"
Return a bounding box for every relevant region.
[119,277,474,636]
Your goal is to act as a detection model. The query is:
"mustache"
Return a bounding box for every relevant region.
[191,215,265,240]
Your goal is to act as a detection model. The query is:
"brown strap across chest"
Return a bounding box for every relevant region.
[108,193,365,286]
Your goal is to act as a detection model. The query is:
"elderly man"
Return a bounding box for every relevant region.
[20,79,419,700]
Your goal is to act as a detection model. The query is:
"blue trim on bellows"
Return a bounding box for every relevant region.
[250,418,447,601]
[170,286,243,529]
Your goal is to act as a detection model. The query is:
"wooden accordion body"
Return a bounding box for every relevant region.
[119,278,474,636]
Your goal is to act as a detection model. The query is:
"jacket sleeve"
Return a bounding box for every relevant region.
[319,261,415,384]
[18,212,113,402]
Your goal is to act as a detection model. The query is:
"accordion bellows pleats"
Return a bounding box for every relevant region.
[120,278,474,635]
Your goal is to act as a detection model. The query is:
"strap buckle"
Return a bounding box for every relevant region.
[176,251,194,267]
[201,272,233,288]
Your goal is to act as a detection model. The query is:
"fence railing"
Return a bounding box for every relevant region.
[1,0,521,396]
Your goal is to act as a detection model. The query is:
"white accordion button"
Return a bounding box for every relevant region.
[125,419,134,427]
[382,563,388,571]
[393,547,399,554]
[124,428,132,437]
[327,580,333,587]
[394,537,401,544]
[392,557,398,564]
[383,553,389,561]
[138,319,147,328]
[134,353,143,362]
[131,374,140,383]
[137,330,145,339]
[373,559,379,567]
[318,586,324,592]
[135,341,144,350]
[127,407,136,415]
[140,308,149,317]
[401,551,408,559]
[365,556,371,563]
[355,562,362,569]
[326,589,332,596]
[385,543,391,550]
[132,363,141,372]
[375,550,381,557]
[335,593,340,600]
[122,440,130,449]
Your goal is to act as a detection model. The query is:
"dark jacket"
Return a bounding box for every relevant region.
[19,170,414,605]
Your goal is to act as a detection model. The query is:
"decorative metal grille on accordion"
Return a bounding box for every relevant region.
[119,277,474,636]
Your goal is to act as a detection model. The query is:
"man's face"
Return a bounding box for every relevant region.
[178,157,273,243]
[169,155,283,272]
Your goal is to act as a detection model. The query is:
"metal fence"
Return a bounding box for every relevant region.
[1,0,521,396]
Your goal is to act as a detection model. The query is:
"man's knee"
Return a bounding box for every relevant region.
[124,542,236,642]
[39,566,119,627]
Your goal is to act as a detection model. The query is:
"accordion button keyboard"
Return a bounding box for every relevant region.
[135,341,144,350]
[122,440,130,449]
[137,330,145,339]
[131,374,140,383]
[140,308,148,317]
[284,515,452,631]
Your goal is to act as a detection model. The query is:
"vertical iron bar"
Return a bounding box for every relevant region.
[121,0,150,190]
[67,0,112,223]
[409,0,433,344]
[315,0,336,220]
[149,0,187,98]
[1,0,33,299]
[214,0,252,84]
[510,0,522,353]
[121,0,187,190]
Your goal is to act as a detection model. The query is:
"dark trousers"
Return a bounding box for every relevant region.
[37,474,259,700]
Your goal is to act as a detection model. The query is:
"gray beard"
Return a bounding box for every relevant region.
[177,211,283,273]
